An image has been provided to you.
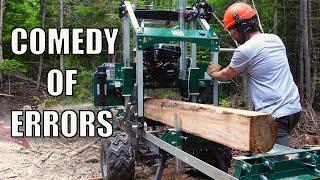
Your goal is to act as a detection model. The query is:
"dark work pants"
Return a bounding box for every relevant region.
[275,112,301,146]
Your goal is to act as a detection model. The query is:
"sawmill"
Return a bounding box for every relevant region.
[92,0,320,179]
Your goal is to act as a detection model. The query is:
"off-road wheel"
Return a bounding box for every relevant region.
[100,130,137,180]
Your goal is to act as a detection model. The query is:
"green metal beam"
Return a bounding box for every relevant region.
[137,27,219,51]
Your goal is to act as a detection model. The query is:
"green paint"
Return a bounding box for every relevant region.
[137,27,219,51]
[235,148,320,179]
[161,130,183,147]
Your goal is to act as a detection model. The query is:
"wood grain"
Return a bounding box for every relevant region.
[144,98,277,152]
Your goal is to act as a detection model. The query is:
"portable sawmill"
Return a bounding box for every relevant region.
[92,1,320,179]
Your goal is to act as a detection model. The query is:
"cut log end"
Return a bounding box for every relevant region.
[250,115,277,152]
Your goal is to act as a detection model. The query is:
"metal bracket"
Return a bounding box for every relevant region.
[143,131,237,180]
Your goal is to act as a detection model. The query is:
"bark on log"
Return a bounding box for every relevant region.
[144,98,277,153]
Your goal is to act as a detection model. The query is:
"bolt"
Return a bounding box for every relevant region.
[132,125,138,130]
[242,164,251,174]
[242,164,247,170]
[180,136,187,140]
[306,154,312,160]
[260,175,268,180]
[263,160,272,170]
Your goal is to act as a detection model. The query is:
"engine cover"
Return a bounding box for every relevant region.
[144,44,181,85]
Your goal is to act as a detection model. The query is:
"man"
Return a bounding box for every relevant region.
[207,2,302,146]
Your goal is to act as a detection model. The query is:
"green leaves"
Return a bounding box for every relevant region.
[74,5,90,17]
[0,59,27,94]
[59,70,93,104]
[0,59,27,75]
[4,0,39,41]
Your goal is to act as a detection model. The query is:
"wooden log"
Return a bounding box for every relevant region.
[144,98,277,153]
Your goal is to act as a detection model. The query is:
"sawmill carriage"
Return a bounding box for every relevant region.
[92,1,320,179]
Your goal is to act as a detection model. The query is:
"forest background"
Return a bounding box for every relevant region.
[0,0,318,111]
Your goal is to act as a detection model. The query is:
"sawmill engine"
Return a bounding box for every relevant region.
[143,44,181,86]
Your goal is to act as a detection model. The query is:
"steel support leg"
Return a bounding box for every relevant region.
[174,113,183,172]
[143,131,236,180]
[191,21,198,103]
[123,15,130,67]
[179,0,186,79]
[136,50,144,117]
[212,52,219,106]
[155,154,167,180]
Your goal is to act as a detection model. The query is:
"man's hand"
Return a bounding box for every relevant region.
[207,62,221,78]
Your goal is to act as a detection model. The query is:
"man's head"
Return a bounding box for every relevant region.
[223,2,261,44]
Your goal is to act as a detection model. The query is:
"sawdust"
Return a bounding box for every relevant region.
[0,138,205,180]
[0,138,101,179]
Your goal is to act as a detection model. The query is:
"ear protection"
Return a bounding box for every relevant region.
[232,13,253,32]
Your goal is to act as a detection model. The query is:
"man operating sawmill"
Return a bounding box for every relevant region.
[207,2,302,146]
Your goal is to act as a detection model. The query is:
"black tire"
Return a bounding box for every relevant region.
[100,130,137,180]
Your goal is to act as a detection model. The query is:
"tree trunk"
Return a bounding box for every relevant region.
[299,0,305,100]
[8,74,10,94]
[308,0,317,106]
[0,0,5,91]
[273,0,278,34]
[303,0,312,104]
[37,0,46,91]
[111,0,116,63]
[59,0,64,71]
[251,0,264,33]
[243,76,253,110]
[91,56,96,70]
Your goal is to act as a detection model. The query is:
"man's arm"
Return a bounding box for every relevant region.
[210,65,237,81]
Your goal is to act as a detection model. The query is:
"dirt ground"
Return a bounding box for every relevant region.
[0,94,198,180]
[0,138,204,180]
[0,139,101,180]
[0,91,102,179]
[1,135,319,180]
[0,89,319,179]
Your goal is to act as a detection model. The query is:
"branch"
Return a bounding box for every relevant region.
[68,140,97,157]
[251,0,264,33]
[0,93,14,97]
[14,74,47,88]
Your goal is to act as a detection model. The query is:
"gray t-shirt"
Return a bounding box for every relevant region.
[230,33,302,118]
